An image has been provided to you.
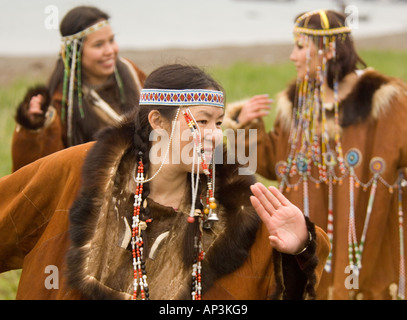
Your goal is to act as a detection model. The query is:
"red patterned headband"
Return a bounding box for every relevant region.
[139,89,224,108]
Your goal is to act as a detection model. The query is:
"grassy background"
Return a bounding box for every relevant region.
[0,49,406,299]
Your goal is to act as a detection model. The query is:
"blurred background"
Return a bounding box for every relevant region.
[1,0,407,55]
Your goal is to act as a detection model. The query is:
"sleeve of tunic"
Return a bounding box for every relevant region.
[0,143,91,273]
[11,87,65,172]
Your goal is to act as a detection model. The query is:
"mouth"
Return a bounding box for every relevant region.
[100,57,115,68]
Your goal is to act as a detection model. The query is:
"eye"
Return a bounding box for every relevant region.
[216,121,223,127]
[93,41,104,48]
[197,120,207,125]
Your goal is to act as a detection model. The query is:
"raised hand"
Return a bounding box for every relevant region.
[250,182,308,254]
[237,94,273,126]
[29,94,44,115]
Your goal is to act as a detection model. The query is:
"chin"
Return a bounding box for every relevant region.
[102,67,115,76]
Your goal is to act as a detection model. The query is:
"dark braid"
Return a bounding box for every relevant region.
[133,106,152,222]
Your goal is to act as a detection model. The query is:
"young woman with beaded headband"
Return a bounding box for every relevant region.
[0,64,329,300]
[223,9,407,300]
[11,5,146,172]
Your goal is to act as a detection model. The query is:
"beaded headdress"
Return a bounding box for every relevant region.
[60,19,124,146]
[281,10,351,198]
[293,10,351,37]
[132,88,224,300]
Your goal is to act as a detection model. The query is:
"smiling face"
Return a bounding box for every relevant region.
[149,105,225,174]
[81,22,118,85]
[180,106,224,171]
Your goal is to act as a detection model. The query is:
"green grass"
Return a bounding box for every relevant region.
[360,49,407,81]
[0,76,44,300]
[0,77,46,177]
[209,60,296,132]
[0,49,406,299]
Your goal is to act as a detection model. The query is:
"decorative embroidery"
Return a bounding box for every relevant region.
[139,89,224,108]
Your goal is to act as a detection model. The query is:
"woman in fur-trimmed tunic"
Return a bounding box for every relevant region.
[223,10,407,300]
[0,64,330,300]
[11,6,146,172]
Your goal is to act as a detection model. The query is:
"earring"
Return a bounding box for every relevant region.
[182,108,218,224]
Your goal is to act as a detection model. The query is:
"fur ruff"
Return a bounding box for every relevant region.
[276,69,402,132]
[15,86,51,130]
[66,121,261,300]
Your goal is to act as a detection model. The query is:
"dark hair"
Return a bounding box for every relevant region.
[295,10,367,88]
[130,64,224,266]
[60,6,110,37]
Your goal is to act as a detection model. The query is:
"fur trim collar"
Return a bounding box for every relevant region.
[277,68,402,131]
[66,122,260,299]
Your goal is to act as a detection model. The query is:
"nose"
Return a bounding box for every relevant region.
[202,127,223,148]
[103,41,116,56]
[289,46,297,62]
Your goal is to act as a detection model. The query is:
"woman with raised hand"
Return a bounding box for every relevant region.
[12,6,146,172]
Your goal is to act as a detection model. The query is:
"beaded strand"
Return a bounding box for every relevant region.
[132,159,150,300]
[398,173,406,299]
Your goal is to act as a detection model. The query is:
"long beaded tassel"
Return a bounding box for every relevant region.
[398,173,406,300]
[348,167,362,274]
[191,232,204,300]
[132,159,150,300]
[324,171,334,272]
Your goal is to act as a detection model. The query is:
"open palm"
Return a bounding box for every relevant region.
[250,183,308,254]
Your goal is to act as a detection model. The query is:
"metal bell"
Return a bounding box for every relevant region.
[207,210,219,221]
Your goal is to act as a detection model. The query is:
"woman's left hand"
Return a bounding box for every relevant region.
[250,182,308,254]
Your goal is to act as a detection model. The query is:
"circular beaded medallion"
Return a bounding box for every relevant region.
[275,161,287,178]
[369,157,386,175]
[345,148,362,168]
[323,151,337,168]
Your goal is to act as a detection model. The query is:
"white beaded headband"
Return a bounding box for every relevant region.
[139,89,225,108]
[61,19,109,43]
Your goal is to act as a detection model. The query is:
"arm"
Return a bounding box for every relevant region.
[15,86,51,130]
[0,143,90,273]
[12,86,64,172]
